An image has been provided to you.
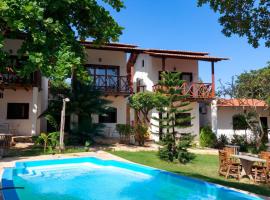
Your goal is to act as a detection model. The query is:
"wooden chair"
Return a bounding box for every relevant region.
[219,150,241,180]
[253,151,270,183]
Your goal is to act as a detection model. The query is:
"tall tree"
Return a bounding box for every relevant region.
[154,72,195,163]
[198,0,270,48]
[0,0,124,81]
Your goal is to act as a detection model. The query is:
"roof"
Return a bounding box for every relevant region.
[145,51,228,62]
[81,40,228,62]
[217,98,268,107]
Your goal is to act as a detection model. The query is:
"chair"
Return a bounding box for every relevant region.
[253,151,270,183]
[218,150,241,180]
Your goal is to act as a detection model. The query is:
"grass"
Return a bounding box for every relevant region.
[108,151,270,197]
[5,146,87,157]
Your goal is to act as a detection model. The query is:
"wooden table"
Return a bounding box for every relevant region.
[232,154,266,181]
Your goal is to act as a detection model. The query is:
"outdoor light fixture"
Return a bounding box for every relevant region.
[59,97,70,152]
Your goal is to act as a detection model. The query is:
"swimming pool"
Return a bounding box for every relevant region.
[1,157,263,200]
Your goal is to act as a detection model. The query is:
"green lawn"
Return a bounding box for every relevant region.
[108,151,270,197]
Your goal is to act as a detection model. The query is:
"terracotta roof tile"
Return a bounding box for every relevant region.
[217,98,268,107]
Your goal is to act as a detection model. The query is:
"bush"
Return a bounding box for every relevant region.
[36,132,60,153]
[215,134,229,149]
[231,134,248,152]
[177,134,195,164]
[116,124,133,144]
[199,126,217,148]
[134,124,149,146]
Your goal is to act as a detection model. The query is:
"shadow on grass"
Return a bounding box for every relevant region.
[170,171,270,197]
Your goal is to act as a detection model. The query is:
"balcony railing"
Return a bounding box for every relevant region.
[90,75,132,95]
[0,70,41,88]
[153,82,214,99]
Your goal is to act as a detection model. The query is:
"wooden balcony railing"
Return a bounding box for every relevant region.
[153,82,214,99]
[0,70,41,89]
[90,75,132,95]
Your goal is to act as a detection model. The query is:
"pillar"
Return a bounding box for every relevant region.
[211,99,218,135]
[31,87,38,136]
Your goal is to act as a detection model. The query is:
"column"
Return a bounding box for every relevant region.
[211,99,218,135]
[31,87,38,136]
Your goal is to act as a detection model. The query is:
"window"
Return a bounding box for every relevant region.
[175,113,192,127]
[99,107,117,123]
[232,114,248,130]
[7,103,29,119]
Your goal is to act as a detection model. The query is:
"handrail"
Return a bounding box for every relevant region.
[153,82,214,99]
[90,74,132,94]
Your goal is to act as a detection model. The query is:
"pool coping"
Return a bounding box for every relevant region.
[1,156,268,200]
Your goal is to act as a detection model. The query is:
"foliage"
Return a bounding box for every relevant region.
[199,126,217,148]
[217,64,270,150]
[231,134,248,152]
[215,134,229,149]
[36,132,59,153]
[129,92,167,124]
[134,124,149,146]
[198,0,270,48]
[177,134,195,164]
[42,81,111,145]
[116,124,133,144]
[0,0,124,81]
[154,72,194,164]
[84,140,92,152]
[232,114,249,130]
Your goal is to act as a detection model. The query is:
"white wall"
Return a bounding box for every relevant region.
[0,84,48,136]
[133,54,200,141]
[85,49,127,76]
[216,106,270,139]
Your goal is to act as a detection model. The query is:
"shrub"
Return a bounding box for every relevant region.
[231,134,248,152]
[36,132,60,153]
[177,134,195,164]
[158,134,177,162]
[116,124,133,144]
[134,124,149,146]
[215,134,229,149]
[199,126,217,148]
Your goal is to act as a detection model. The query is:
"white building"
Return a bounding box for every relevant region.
[200,98,270,139]
[0,39,48,136]
[0,40,228,141]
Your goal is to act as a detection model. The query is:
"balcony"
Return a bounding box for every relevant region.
[0,70,41,90]
[153,82,214,100]
[90,75,132,96]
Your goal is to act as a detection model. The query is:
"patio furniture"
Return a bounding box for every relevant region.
[232,154,266,182]
[225,145,240,155]
[252,152,270,183]
[219,150,241,180]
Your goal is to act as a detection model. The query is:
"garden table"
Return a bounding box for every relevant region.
[232,154,266,181]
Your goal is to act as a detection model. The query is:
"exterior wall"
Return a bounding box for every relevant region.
[85,49,128,137]
[1,39,49,136]
[133,54,198,92]
[0,79,48,136]
[134,54,200,141]
[85,49,127,76]
[216,106,270,139]
[92,96,127,138]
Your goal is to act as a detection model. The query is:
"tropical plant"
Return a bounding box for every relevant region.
[36,132,59,153]
[0,0,124,82]
[116,124,133,144]
[215,134,229,149]
[134,124,149,146]
[199,126,217,148]
[154,72,194,163]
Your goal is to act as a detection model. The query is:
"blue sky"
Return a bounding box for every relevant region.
[106,0,269,86]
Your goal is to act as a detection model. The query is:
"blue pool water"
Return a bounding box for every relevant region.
[2,157,264,200]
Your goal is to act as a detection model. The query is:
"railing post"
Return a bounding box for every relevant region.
[211,61,215,98]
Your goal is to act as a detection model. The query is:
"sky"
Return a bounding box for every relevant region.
[105,0,269,87]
